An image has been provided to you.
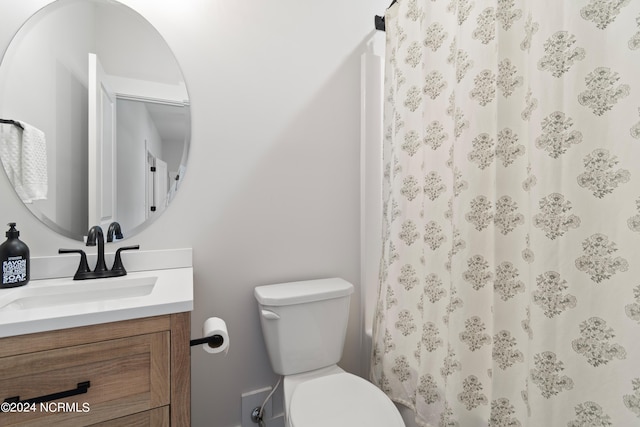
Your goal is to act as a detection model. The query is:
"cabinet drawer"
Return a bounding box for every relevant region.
[0,332,169,426]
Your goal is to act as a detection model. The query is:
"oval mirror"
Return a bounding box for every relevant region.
[0,0,190,241]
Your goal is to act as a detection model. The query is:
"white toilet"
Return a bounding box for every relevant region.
[254,278,404,427]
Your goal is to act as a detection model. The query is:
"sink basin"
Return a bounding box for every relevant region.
[0,249,193,339]
[0,276,157,311]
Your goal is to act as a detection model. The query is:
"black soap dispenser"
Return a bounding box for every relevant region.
[0,222,30,288]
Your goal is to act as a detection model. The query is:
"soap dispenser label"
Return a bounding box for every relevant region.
[2,256,27,285]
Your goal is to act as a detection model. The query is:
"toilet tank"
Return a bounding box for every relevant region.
[254,278,354,376]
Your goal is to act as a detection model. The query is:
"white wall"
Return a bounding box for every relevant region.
[0,1,388,426]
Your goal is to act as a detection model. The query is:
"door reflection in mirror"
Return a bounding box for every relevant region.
[117,98,189,233]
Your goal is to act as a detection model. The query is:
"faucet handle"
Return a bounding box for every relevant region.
[110,245,140,277]
[58,249,91,280]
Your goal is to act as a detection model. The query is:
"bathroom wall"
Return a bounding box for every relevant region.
[0,1,388,426]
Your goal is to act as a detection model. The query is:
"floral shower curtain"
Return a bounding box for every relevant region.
[370,0,640,426]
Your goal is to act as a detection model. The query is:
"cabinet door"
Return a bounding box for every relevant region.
[88,406,169,427]
[0,332,169,426]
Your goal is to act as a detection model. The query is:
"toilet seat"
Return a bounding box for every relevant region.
[289,373,404,427]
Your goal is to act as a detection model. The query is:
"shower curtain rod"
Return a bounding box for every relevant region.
[374,0,397,32]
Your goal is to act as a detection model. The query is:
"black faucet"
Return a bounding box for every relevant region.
[59,225,139,280]
[107,221,123,242]
[87,225,108,276]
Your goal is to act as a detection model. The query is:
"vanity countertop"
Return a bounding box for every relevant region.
[0,248,193,338]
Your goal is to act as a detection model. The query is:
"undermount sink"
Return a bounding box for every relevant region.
[0,275,157,311]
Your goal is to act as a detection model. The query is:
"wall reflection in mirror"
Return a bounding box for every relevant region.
[0,0,190,241]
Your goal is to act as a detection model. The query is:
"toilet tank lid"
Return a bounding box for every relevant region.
[254,278,354,306]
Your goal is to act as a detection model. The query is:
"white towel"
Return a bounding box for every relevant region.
[0,121,48,203]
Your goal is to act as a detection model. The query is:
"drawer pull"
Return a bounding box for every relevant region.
[3,381,91,408]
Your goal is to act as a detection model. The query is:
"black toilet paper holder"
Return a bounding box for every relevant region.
[190,334,224,348]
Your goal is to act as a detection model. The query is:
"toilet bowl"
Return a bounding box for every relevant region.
[254,278,404,427]
[288,370,403,427]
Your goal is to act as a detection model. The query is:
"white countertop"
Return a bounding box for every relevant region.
[0,248,193,338]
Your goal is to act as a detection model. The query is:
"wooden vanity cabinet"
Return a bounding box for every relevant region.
[0,312,190,427]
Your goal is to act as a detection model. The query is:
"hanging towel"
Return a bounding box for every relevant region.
[0,121,48,203]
